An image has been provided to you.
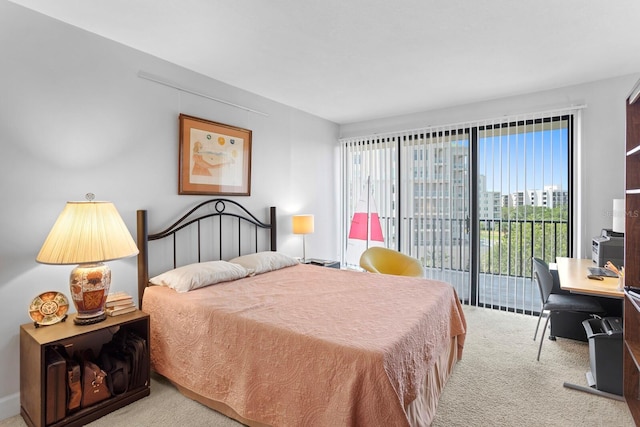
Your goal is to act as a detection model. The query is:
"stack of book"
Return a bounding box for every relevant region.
[105,292,136,317]
[628,287,640,299]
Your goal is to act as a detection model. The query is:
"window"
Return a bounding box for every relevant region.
[341,109,578,313]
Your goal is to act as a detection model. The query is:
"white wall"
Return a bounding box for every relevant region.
[340,73,640,260]
[0,2,339,419]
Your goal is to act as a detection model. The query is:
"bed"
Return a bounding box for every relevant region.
[137,199,466,426]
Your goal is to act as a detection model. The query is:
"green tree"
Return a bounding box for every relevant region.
[482,205,568,278]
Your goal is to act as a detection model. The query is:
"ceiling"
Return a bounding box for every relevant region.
[9,0,640,124]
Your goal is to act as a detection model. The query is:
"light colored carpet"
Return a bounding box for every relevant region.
[1,306,634,426]
[431,306,633,427]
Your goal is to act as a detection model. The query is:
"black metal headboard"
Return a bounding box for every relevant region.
[136,199,277,306]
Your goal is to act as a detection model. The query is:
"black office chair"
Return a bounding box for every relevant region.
[532,257,604,361]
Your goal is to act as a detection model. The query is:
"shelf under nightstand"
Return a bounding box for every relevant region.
[20,310,150,427]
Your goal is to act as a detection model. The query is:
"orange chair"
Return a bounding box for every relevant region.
[359,247,424,277]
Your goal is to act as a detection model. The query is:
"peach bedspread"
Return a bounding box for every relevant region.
[142,264,466,426]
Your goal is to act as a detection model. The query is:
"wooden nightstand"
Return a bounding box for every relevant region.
[20,310,150,427]
[305,259,340,269]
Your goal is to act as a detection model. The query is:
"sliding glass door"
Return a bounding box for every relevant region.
[340,110,575,313]
[341,126,473,303]
[476,116,572,313]
[398,129,472,301]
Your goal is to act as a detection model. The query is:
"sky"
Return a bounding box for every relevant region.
[477,123,569,195]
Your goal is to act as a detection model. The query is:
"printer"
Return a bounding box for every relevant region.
[592,228,624,267]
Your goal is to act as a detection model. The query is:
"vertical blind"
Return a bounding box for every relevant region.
[340,106,582,313]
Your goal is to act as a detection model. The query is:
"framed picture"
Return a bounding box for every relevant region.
[178,114,252,195]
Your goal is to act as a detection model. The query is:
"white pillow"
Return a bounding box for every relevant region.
[228,251,299,275]
[149,260,248,293]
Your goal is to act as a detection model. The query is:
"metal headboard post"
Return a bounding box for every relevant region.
[270,206,277,251]
[136,209,149,308]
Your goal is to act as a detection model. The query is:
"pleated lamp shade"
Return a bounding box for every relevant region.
[37,201,139,265]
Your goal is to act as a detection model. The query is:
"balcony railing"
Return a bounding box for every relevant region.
[375,216,568,314]
[477,219,568,278]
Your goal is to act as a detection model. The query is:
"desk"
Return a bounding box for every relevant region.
[555,257,623,298]
[555,257,624,401]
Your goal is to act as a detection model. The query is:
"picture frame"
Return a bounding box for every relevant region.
[178,114,252,196]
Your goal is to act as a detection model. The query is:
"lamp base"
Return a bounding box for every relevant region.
[70,262,111,326]
[74,312,107,325]
[302,234,307,263]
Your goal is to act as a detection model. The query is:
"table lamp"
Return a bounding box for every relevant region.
[292,214,314,263]
[36,194,139,325]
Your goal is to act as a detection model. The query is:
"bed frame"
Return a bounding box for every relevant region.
[135,199,464,426]
[136,198,276,306]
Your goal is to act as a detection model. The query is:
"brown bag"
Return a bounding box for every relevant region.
[44,347,66,424]
[51,344,81,412]
[67,360,82,411]
[80,360,111,407]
